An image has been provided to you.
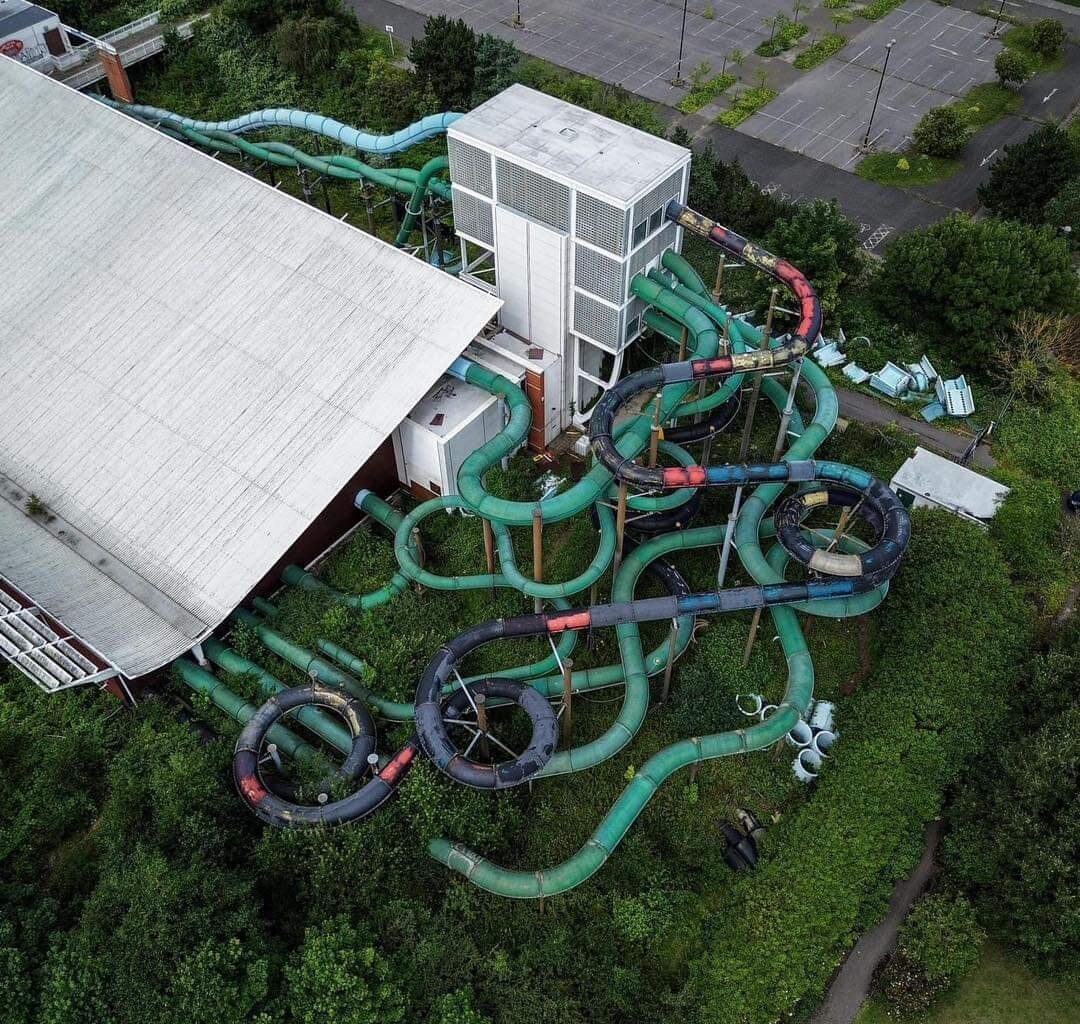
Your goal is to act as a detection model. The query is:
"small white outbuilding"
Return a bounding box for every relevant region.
[889,448,1010,528]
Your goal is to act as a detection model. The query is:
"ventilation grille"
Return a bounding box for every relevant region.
[452,187,494,246]
[496,158,570,231]
[575,244,624,305]
[448,137,492,197]
[575,192,627,255]
[573,293,620,349]
[629,223,678,277]
[633,168,684,225]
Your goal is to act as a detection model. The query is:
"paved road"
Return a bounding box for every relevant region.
[810,820,943,1024]
[836,388,995,468]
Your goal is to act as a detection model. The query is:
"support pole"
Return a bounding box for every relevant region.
[475,692,490,761]
[716,487,743,589]
[532,508,543,614]
[660,620,678,705]
[742,607,763,668]
[737,288,777,462]
[613,482,628,575]
[648,395,662,467]
[677,324,689,362]
[483,518,496,597]
[363,185,375,235]
[772,358,804,460]
[712,255,726,304]
[561,658,574,745]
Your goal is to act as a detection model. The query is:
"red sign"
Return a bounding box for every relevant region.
[0,39,25,57]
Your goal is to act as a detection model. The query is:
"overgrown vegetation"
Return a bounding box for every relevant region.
[793,33,847,70]
[714,84,777,127]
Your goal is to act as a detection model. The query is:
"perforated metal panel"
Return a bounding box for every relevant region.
[573,292,620,349]
[629,223,678,276]
[495,158,570,231]
[452,186,494,246]
[448,136,492,197]
[575,192,627,256]
[633,168,684,225]
[574,244,624,305]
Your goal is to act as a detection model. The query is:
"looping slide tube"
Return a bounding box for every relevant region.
[207,189,911,897]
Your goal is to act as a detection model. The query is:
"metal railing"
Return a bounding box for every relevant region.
[58,16,202,90]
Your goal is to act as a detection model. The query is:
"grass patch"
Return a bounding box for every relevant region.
[824,0,851,7]
[714,86,778,127]
[677,72,737,113]
[951,81,1021,130]
[1002,24,1067,73]
[794,33,847,70]
[856,151,962,186]
[755,17,808,57]
[856,943,1080,1024]
[859,0,904,20]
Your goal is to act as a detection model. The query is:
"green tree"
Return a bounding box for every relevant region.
[1043,176,1080,247]
[273,16,347,80]
[875,215,1078,368]
[944,631,1080,975]
[429,988,491,1024]
[471,34,519,106]
[994,47,1032,88]
[409,16,478,110]
[765,199,863,313]
[978,123,1080,224]
[284,917,406,1024]
[167,938,271,1024]
[1029,17,1066,60]
[875,893,985,1015]
[0,946,33,1024]
[912,105,968,159]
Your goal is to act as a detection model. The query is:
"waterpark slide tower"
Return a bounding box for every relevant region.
[447,85,691,437]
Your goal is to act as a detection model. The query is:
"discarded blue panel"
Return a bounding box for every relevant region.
[869,361,913,399]
[935,375,975,416]
[842,362,870,384]
[920,401,945,422]
[905,363,931,393]
[919,355,938,382]
[814,341,846,368]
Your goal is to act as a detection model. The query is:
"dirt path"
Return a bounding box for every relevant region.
[809,820,943,1024]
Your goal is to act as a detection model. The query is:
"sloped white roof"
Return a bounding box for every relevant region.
[0,60,501,677]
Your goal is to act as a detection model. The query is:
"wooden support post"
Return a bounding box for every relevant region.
[677,324,689,362]
[613,481,628,575]
[363,185,375,235]
[412,526,425,569]
[722,314,732,357]
[689,761,700,784]
[561,658,574,745]
[532,508,543,614]
[742,607,763,668]
[475,692,490,760]
[712,255,726,304]
[660,620,678,705]
[482,517,495,593]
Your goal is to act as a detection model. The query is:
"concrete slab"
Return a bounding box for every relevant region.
[738,2,1002,169]
[389,0,802,106]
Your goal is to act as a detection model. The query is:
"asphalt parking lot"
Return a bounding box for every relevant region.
[389,0,795,106]
[738,2,1002,169]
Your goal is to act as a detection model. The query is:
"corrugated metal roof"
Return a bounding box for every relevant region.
[0,61,502,678]
[450,84,688,203]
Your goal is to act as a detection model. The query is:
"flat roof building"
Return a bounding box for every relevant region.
[890,448,1010,527]
[0,60,500,688]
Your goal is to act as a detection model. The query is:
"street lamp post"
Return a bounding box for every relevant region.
[673,0,689,86]
[990,0,1007,36]
[862,38,896,151]
[513,0,523,28]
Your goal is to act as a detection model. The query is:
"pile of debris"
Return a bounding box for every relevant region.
[814,332,974,421]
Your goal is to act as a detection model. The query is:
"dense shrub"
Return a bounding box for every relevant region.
[913,105,968,158]
[682,510,1030,1024]
[978,122,1080,225]
[944,629,1080,975]
[989,473,1063,588]
[1029,18,1066,60]
[874,215,1078,369]
[994,48,1032,88]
